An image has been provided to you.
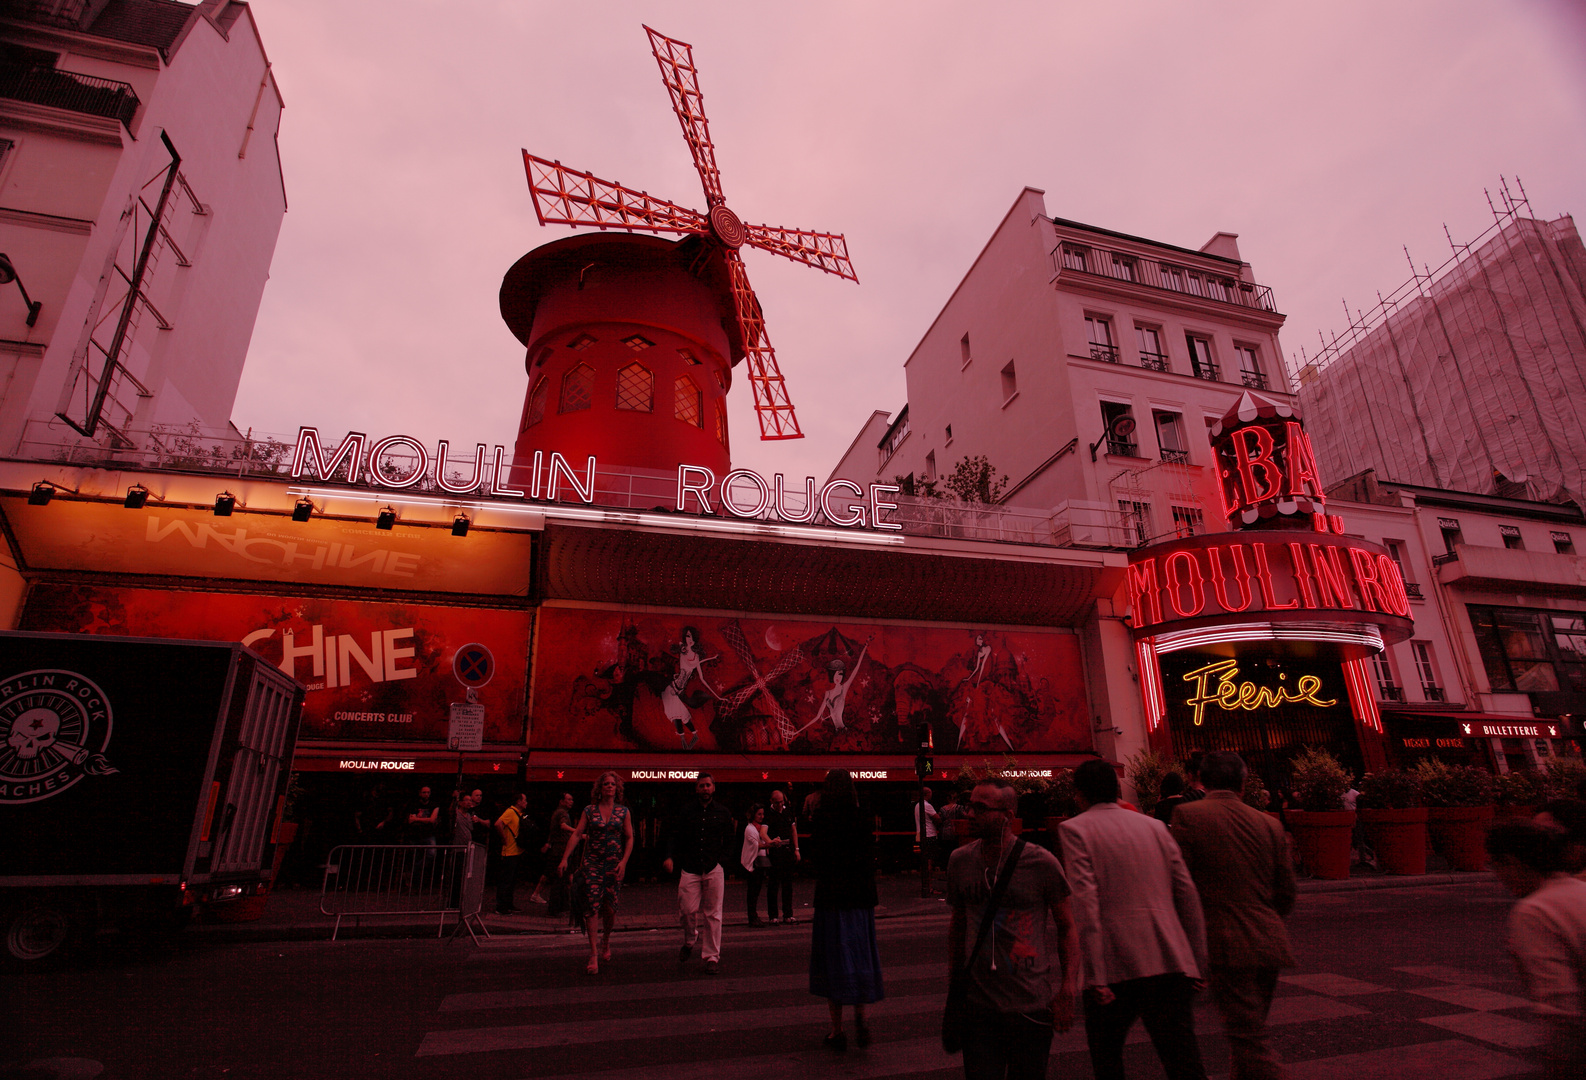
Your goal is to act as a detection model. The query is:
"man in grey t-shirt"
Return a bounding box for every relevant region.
[947,777,1080,1079]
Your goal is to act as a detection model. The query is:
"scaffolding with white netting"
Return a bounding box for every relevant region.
[1294,179,1586,506]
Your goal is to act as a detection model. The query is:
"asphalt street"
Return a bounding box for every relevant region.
[4,879,1554,1080]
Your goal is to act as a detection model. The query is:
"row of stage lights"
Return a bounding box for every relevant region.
[27,481,472,536]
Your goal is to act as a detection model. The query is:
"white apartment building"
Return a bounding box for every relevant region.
[0,0,285,454]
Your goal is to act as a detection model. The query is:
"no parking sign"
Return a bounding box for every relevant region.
[447,643,494,751]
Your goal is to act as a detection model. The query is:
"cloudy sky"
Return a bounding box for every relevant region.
[232,0,1586,485]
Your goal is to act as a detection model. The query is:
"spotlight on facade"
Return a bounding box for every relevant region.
[451,513,469,537]
[28,481,55,506]
[214,492,236,516]
[0,253,42,327]
[292,498,313,522]
[376,506,396,530]
[124,484,150,509]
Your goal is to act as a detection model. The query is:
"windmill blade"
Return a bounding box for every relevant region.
[763,647,805,682]
[724,248,802,440]
[744,224,859,282]
[522,152,707,234]
[644,26,725,207]
[717,621,758,670]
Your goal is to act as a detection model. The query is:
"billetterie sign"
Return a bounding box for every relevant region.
[290,428,901,531]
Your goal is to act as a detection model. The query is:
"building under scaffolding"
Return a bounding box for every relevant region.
[1295,183,1586,507]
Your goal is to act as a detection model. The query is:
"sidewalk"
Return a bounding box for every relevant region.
[193,866,1497,946]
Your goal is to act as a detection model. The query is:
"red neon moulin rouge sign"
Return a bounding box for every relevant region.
[288,428,901,530]
[1125,532,1413,631]
[1210,392,1325,529]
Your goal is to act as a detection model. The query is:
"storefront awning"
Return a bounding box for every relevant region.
[520,751,1100,784]
[1382,711,1576,740]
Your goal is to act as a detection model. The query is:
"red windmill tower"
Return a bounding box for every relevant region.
[500,25,857,479]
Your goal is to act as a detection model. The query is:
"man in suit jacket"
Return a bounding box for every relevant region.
[1059,759,1209,1080]
[1172,752,1297,1080]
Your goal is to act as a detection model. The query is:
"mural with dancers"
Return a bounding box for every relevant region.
[533,606,1090,754]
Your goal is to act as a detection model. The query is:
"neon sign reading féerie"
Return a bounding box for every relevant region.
[288,428,902,531]
[1181,659,1336,725]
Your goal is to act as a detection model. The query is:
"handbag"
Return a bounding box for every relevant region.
[942,837,1026,1054]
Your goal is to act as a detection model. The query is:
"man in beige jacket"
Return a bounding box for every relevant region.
[1172,751,1297,1080]
[1060,759,1208,1080]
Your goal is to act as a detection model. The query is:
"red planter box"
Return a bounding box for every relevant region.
[1289,810,1356,879]
[1358,807,1428,875]
[1428,805,1495,871]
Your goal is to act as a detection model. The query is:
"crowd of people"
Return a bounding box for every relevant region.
[347,755,1585,1079]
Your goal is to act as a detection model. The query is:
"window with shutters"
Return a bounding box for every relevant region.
[560,363,594,413]
[615,363,653,412]
[674,375,702,427]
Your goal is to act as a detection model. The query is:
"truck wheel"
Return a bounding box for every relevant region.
[5,904,71,966]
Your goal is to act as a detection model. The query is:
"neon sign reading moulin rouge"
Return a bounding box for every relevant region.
[1182,659,1335,726]
[290,428,902,531]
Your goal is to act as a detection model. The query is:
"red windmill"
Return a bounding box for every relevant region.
[518,25,858,443]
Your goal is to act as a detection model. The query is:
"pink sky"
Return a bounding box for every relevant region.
[232,0,1586,485]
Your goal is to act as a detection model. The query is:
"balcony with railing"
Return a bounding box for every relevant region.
[1106,438,1139,458]
[1191,361,1221,382]
[1053,241,1278,314]
[1379,684,1406,703]
[1138,351,1170,372]
[1422,685,1447,703]
[1089,342,1121,363]
[1404,581,1424,599]
[1239,369,1268,390]
[0,63,140,128]
[1159,447,1190,465]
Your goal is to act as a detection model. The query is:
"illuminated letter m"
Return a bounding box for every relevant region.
[291,428,367,483]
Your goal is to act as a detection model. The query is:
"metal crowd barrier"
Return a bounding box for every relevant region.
[320,844,490,943]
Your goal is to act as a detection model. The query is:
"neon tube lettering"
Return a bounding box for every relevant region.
[1125,559,1161,627]
[1163,549,1206,618]
[676,465,716,513]
[1181,659,1337,726]
[367,434,429,489]
[720,469,771,518]
[772,473,817,523]
[547,453,596,503]
[1207,543,1254,612]
[291,427,366,483]
[1285,543,1320,607]
[490,446,526,498]
[1251,544,1299,609]
[869,484,903,531]
[434,441,487,494]
[820,479,866,527]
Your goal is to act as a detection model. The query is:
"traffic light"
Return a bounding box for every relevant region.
[915,722,933,778]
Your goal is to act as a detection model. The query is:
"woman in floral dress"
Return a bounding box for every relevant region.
[558,770,634,974]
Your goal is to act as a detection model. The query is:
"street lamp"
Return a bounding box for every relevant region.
[0,253,42,327]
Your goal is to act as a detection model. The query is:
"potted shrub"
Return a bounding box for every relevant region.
[1044,768,1079,845]
[1288,747,1355,879]
[1416,760,1495,871]
[1493,769,1547,820]
[1124,748,1182,817]
[1544,757,1586,801]
[1242,772,1271,811]
[1356,769,1427,875]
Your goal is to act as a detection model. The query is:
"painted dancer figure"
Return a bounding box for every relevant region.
[662,626,720,749]
[960,633,992,689]
[797,637,872,736]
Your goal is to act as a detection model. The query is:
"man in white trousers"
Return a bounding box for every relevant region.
[662,772,737,974]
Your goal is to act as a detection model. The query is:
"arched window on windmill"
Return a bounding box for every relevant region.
[714,401,728,447]
[615,362,654,412]
[561,363,594,413]
[523,377,550,430]
[675,374,702,427]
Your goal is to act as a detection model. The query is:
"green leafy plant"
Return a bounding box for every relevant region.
[1242,771,1271,810]
[1045,769,1079,818]
[942,455,1009,504]
[1494,769,1548,807]
[1356,769,1424,810]
[955,756,1049,797]
[893,472,945,499]
[1544,757,1586,800]
[1124,748,1182,816]
[1414,760,1495,808]
[1290,747,1352,812]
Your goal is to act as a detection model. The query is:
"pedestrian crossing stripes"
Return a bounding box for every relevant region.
[416,930,1547,1079]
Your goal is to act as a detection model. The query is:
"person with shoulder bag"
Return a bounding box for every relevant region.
[945,776,1079,1079]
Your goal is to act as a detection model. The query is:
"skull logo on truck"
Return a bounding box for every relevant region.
[0,669,118,805]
